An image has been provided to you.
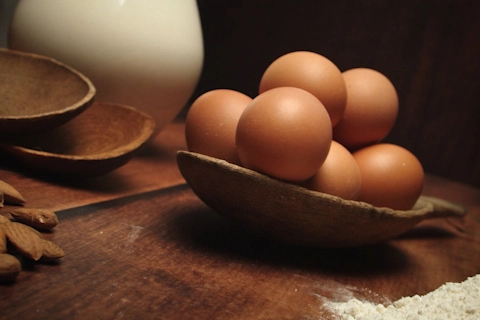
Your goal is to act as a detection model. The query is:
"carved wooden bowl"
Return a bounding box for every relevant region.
[1,103,155,177]
[177,151,467,247]
[0,48,95,134]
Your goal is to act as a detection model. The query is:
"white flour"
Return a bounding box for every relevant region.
[324,274,480,320]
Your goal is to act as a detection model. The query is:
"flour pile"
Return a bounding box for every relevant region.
[325,274,480,320]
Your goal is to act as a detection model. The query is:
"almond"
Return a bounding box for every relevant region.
[0,214,11,224]
[0,180,26,206]
[0,253,21,282]
[3,222,44,261]
[0,227,6,254]
[41,239,65,260]
[9,208,58,230]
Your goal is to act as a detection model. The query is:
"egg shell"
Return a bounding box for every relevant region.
[353,143,424,211]
[259,51,347,126]
[333,68,399,150]
[236,86,332,182]
[301,140,361,200]
[185,89,252,164]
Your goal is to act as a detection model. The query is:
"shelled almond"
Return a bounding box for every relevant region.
[3,222,44,261]
[0,253,21,281]
[9,208,58,230]
[0,179,64,283]
[0,227,7,253]
[0,180,26,206]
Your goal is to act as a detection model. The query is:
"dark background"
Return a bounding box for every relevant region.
[1,0,479,187]
[190,0,480,187]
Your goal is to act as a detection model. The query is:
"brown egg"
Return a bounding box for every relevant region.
[353,143,424,210]
[259,51,347,126]
[301,140,361,200]
[185,89,252,164]
[236,87,332,182]
[333,68,399,150]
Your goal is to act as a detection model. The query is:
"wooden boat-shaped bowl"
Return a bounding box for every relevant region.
[0,48,95,134]
[177,151,467,247]
[0,102,155,177]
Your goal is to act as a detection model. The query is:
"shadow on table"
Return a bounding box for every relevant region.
[167,203,431,277]
[0,143,173,194]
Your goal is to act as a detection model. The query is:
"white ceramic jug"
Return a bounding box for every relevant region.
[9,0,204,136]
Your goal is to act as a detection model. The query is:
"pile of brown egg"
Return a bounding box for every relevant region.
[185,51,424,211]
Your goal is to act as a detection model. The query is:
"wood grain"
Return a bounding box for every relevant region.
[0,120,479,319]
[0,2,479,318]
[0,176,478,320]
[0,121,186,211]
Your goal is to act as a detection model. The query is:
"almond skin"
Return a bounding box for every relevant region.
[41,239,65,260]
[0,253,22,282]
[0,227,6,254]
[3,222,44,261]
[0,214,11,224]
[0,180,26,205]
[9,208,58,230]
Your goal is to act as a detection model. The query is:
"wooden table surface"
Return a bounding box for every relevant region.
[1,120,479,320]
